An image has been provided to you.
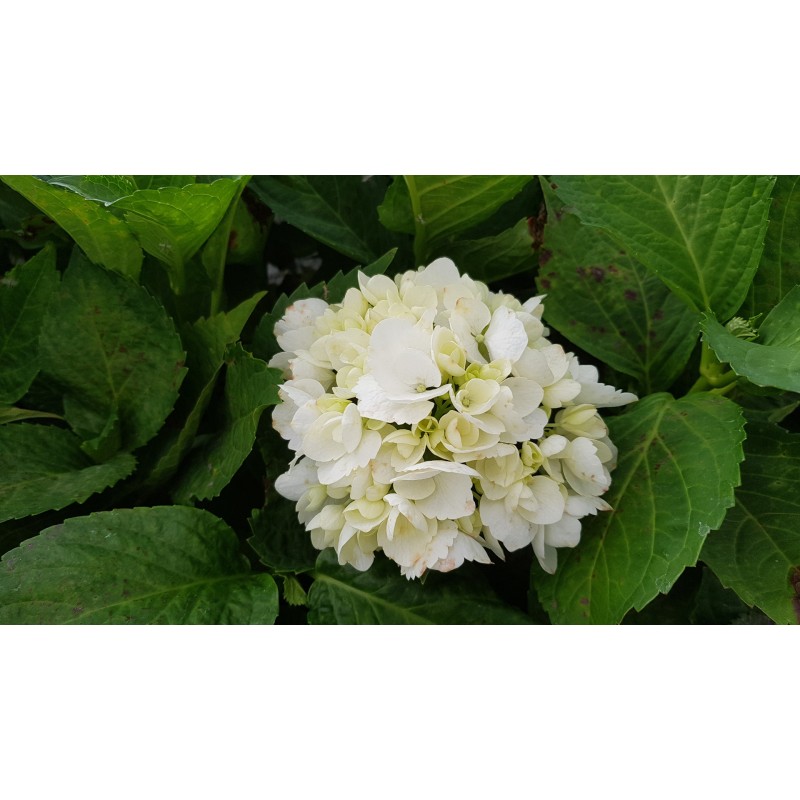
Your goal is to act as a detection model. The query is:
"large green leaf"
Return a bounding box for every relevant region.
[550,176,775,319]
[700,286,800,393]
[200,179,250,304]
[0,176,144,280]
[745,175,800,316]
[250,176,399,264]
[39,257,186,456]
[0,424,135,523]
[378,175,533,262]
[439,217,536,284]
[0,245,60,404]
[533,393,745,624]
[308,550,532,624]
[143,293,266,487]
[0,506,278,624]
[171,344,281,503]
[248,503,319,574]
[42,175,138,205]
[134,176,196,190]
[110,178,244,291]
[538,183,699,393]
[702,423,800,624]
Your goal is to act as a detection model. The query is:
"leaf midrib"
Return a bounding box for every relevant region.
[2,571,257,624]
[652,176,711,310]
[280,178,377,259]
[0,260,52,365]
[312,570,434,624]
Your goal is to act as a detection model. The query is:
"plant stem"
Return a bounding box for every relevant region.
[404,175,428,266]
[710,381,737,396]
[688,375,713,394]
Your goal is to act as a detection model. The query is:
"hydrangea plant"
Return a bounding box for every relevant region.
[0,175,798,625]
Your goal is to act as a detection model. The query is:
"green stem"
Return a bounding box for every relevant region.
[699,339,718,374]
[404,175,428,266]
[710,381,738,397]
[688,375,713,394]
[208,178,250,316]
[707,368,739,389]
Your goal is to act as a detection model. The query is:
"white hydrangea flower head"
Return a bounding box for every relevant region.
[271,258,637,578]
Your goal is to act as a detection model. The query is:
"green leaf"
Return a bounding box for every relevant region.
[249,176,399,264]
[745,175,800,316]
[42,175,138,205]
[550,176,775,319]
[110,177,244,291]
[0,176,144,280]
[700,286,800,393]
[533,393,745,624]
[134,176,196,190]
[439,217,536,284]
[308,550,532,624]
[0,407,63,425]
[757,284,800,345]
[0,245,60,404]
[282,575,308,606]
[702,422,800,624]
[458,178,544,240]
[731,381,800,424]
[200,178,250,307]
[379,176,533,261]
[171,344,281,504]
[689,566,771,625]
[39,257,186,453]
[0,506,278,624]
[247,503,319,574]
[538,183,700,392]
[0,424,136,523]
[225,192,270,266]
[0,181,40,229]
[143,293,266,487]
[251,248,396,363]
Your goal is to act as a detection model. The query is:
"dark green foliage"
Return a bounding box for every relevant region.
[1,174,797,625]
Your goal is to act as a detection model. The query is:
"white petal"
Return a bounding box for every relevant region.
[565,494,612,517]
[340,403,363,452]
[574,381,638,408]
[503,377,544,416]
[534,541,559,574]
[527,476,567,525]
[415,471,476,520]
[353,374,436,425]
[379,514,436,568]
[415,257,462,286]
[485,306,528,363]
[543,515,582,548]
[302,412,345,462]
[479,498,534,551]
[274,458,318,501]
[274,298,328,337]
[398,461,480,478]
[430,532,492,573]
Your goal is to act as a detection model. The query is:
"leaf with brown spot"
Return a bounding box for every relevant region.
[537,180,699,393]
[550,175,775,319]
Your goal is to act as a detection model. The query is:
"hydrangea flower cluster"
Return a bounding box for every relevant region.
[270,258,637,579]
